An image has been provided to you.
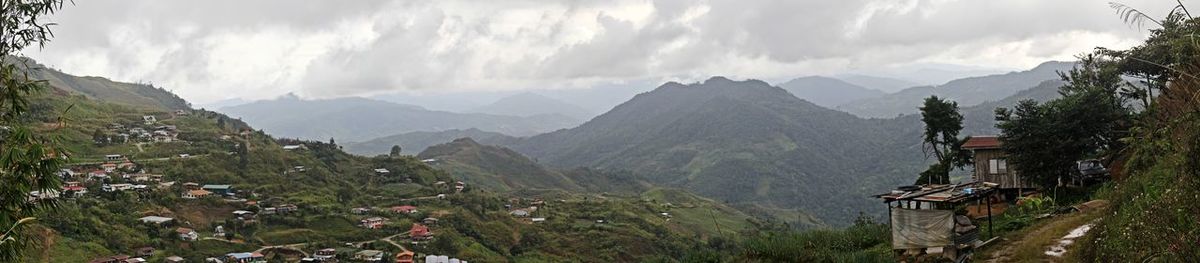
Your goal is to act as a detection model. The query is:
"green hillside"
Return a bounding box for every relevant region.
[15,57,190,111]
[19,67,771,263]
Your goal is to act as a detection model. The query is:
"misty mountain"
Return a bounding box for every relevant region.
[220,95,578,142]
[835,74,919,93]
[837,61,1075,118]
[777,76,886,107]
[343,128,514,156]
[469,92,596,122]
[500,77,926,225]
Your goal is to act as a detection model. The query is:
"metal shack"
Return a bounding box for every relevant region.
[875,181,998,262]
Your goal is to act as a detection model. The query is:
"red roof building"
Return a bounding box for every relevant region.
[391,205,418,214]
[962,136,1001,150]
[409,223,432,240]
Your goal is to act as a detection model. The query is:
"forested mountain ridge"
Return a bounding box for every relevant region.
[500,77,926,226]
[13,57,190,111]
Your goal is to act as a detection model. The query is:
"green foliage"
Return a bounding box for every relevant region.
[915,95,970,185]
[741,215,891,262]
[996,54,1134,188]
[0,0,66,261]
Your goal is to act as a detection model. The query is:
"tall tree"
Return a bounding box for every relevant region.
[915,96,970,185]
[389,145,402,156]
[996,54,1133,187]
[0,0,66,260]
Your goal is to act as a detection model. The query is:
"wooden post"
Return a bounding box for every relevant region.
[987,192,994,237]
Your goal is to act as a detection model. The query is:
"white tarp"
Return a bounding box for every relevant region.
[891,208,954,249]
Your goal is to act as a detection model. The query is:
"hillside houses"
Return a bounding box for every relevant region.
[139,216,173,225]
[391,205,418,214]
[360,217,388,229]
[176,227,198,241]
[409,223,433,241]
[182,189,212,199]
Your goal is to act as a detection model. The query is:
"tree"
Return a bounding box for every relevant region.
[216,116,226,130]
[390,145,402,156]
[91,128,106,144]
[996,55,1133,187]
[0,0,66,261]
[237,142,249,172]
[914,96,970,185]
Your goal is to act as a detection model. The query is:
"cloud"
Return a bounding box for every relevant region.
[23,0,1172,103]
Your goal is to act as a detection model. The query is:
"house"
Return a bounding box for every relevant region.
[176,227,198,241]
[361,217,388,229]
[510,209,530,217]
[103,183,135,192]
[182,182,201,190]
[531,218,546,223]
[391,205,418,214]
[962,136,1038,192]
[157,181,176,190]
[409,223,433,241]
[134,246,155,257]
[164,256,185,263]
[101,163,118,172]
[422,218,439,225]
[62,182,87,197]
[224,252,266,263]
[374,168,390,174]
[423,255,467,263]
[202,184,234,195]
[276,204,299,213]
[105,154,124,161]
[138,216,174,225]
[174,109,190,116]
[182,189,212,199]
[395,251,415,263]
[313,248,337,261]
[118,162,136,170]
[58,168,77,179]
[282,144,306,150]
[351,207,371,214]
[454,181,465,192]
[232,210,255,220]
[353,250,384,262]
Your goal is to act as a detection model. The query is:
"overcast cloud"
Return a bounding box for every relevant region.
[22,0,1173,104]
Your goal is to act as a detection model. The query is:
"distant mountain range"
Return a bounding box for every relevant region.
[777,76,886,108]
[835,74,919,93]
[219,95,579,142]
[837,61,1074,118]
[468,92,596,122]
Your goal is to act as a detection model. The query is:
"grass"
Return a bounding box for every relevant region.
[980,208,1103,262]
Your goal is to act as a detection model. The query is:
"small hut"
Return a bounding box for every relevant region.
[875,181,999,262]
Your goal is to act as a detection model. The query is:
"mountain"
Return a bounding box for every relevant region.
[15,57,190,111]
[777,76,886,107]
[343,128,514,156]
[469,92,596,122]
[835,74,919,93]
[416,138,584,191]
[837,61,1075,118]
[219,95,579,142]
[501,77,926,226]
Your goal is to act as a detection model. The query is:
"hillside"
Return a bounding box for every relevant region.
[777,76,885,108]
[14,57,190,111]
[219,95,579,142]
[469,92,595,122]
[838,61,1074,118]
[21,67,762,263]
[417,138,583,192]
[835,74,919,93]
[343,128,514,156]
[502,77,926,226]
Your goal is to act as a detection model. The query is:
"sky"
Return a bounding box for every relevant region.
[22,0,1174,105]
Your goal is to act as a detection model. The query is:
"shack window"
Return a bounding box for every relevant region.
[989,159,1008,174]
